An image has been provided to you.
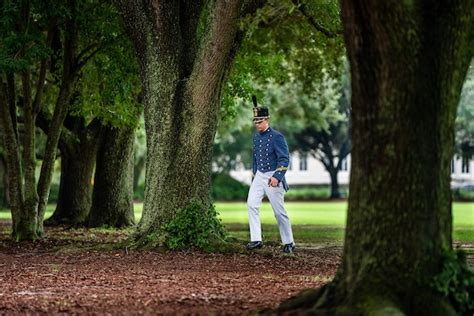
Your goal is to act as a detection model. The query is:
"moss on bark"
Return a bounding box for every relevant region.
[114,0,264,248]
[88,125,135,228]
[276,0,474,314]
[46,126,100,226]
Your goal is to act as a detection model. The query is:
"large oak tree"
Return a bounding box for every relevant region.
[115,0,264,246]
[278,0,474,314]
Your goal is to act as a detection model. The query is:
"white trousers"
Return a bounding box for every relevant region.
[247,170,294,245]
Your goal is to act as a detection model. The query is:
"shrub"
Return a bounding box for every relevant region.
[211,173,350,201]
[161,202,226,250]
[134,182,145,201]
[452,187,474,201]
[431,250,474,314]
[285,185,348,201]
[285,186,330,200]
[211,173,249,201]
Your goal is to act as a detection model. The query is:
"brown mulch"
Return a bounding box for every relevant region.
[0,222,341,315]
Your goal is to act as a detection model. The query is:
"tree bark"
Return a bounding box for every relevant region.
[278,1,474,315]
[0,78,25,238]
[88,124,135,228]
[36,77,75,234]
[115,0,264,246]
[0,154,9,207]
[0,0,80,240]
[45,124,100,226]
[35,0,78,235]
[20,70,39,240]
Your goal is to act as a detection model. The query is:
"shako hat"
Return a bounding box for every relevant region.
[252,95,269,120]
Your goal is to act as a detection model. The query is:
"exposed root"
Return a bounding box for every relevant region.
[274,282,459,316]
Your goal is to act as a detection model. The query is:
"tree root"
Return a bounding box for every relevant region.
[272,282,458,316]
[272,284,338,315]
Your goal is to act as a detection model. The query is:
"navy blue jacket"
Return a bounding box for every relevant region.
[252,127,290,191]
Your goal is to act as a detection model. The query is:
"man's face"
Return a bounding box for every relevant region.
[253,118,269,132]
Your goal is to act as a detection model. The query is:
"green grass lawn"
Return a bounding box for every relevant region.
[135,201,473,227]
[213,202,473,243]
[1,202,472,243]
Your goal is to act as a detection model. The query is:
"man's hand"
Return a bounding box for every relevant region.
[268,177,279,187]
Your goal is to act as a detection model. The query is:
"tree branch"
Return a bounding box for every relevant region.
[315,152,330,170]
[5,73,18,141]
[76,44,103,70]
[76,42,101,66]
[33,27,55,115]
[0,77,25,211]
[62,0,78,78]
[180,0,206,76]
[291,0,342,38]
[190,0,266,110]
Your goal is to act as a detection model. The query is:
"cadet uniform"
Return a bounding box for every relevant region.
[247,103,295,253]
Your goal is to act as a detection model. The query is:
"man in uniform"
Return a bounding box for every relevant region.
[246,96,295,254]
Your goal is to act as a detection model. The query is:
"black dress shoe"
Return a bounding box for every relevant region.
[246,241,263,250]
[282,243,295,254]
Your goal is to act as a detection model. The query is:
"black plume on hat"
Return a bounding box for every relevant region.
[251,95,269,119]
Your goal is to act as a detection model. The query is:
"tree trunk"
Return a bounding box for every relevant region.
[0,78,25,238]
[46,128,99,226]
[36,78,75,234]
[278,1,474,315]
[88,125,135,228]
[328,168,341,199]
[115,0,263,246]
[20,70,40,240]
[0,154,9,207]
[1,70,38,241]
[49,154,69,224]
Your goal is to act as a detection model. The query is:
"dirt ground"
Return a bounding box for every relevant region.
[0,222,341,315]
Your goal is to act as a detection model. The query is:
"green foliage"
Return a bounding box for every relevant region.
[69,2,142,128]
[209,175,349,201]
[223,0,344,114]
[452,187,474,201]
[285,186,329,200]
[285,186,348,200]
[161,203,226,251]
[215,0,346,171]
[238,0,344,89]
[431,250,474,314]
[0,0,52,72]
[133,182,145,201]
[215,73,345,171]
[211,173,249,201]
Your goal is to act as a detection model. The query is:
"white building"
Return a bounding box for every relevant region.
[451,155,474,186]
[230,152,474,187]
